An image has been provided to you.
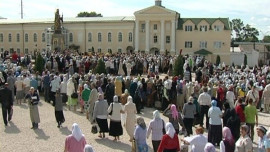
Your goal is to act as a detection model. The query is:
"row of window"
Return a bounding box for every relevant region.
[0,33,46,43]
[84,32,133,43]
[185,25,223,32]
[185,41,223,49]
[87,48,123,53]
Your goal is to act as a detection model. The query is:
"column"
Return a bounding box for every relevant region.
[135,20,139,52]
[160,20,165,53]
[170,20,176,53]
[145,20,150,53]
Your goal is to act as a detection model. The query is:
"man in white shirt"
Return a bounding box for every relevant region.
[245,86,259,106]
[198,87,211,129]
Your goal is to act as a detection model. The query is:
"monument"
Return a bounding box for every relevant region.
[51,9,65,52]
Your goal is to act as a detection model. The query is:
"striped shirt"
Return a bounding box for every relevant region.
[147,118,165,141]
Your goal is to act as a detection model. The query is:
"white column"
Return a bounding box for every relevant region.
[160,20,165,53]
[135,20,139,52]
[145,20,150,53]
[170,20,176,53]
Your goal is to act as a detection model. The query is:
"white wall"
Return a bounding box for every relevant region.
[231,50,259,67]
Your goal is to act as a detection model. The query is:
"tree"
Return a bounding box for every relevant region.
[216,55,221,66]
[173,55,184,77]
[244,54,247,66]
[35,53,45,74]
[77,11,103,17]
[263,35,270,43]
[69,44,80,50]
[231,19,244,41]
[242,24,259,42]
[95,59,106,74]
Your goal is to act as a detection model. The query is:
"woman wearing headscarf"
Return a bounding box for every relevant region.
[204,143,216,152]
[82,84,91,119]
[182,96,196,136]
[84,144,95,152]
[226,109,241,140]
[208,100,222,146]
[67,77,77,111]
[219,127,235,152]
[92,93,109,138]
[55,89,65,128]
[134,83,144,114]
[108,95,123,141]
[134,117,148,152]
[25,87,40,129]
[78,78,84,113]
[163,104,185,134]
[256,125,267,152]
[64,123,86,152]
[124,96,137,142]
[147,110,165,152]
[264,130,270,152]
[121,89,129,105]
[157,122,180,152]
[15,76,24,104]
[235,125,253,152]
[115,76,122,97]
[262,85,270,113]
[60,76,68,103]
[88,83,98,122]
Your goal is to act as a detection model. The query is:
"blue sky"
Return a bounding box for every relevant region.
[0,0,270,39]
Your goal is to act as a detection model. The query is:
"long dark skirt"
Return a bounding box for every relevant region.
[183,118,194,136]
[208,124,222,146]
[96,118,109,133]
[55,111,65,123]
[109,120,123,137]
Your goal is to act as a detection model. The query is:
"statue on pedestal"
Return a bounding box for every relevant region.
[54,9,63,34]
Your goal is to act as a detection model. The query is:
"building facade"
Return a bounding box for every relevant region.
[0,0,231,64]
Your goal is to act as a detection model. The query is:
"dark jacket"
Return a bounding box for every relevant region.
[0,87,13,108]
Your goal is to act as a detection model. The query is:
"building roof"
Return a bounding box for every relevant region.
[0,16,135,24]
[178,18,231,30]
[194,49,213,55]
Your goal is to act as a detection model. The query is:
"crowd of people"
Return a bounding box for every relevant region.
[1,50,270,152]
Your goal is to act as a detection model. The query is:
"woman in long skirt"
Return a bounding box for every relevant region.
[108,96,123,141]
[124,96,137,141]
[67,77,77,111]
[25,87,40,129]
[55,89,65,128]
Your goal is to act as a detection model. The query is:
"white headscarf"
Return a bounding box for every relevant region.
[84,84,89,89]
[84,144,95,152]
[127,96,133,103]
[71,123,84,141]
[165,122,175,138]
[153,110,161,119]
[113,95,118,103]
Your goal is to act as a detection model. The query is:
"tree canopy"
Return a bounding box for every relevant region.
[77,11,103,17]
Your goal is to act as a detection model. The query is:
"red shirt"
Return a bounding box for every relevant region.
[235,104,245,122]
[158,134,180,152]
[12,53,18,61]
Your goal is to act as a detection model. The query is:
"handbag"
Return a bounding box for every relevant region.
[71,92,78,99]
[131,139,136,152]
[108,103,113,116]
[91,125,98,134]
[162,119,166,134]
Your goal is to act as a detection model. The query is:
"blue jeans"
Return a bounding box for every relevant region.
[137,143,148,152]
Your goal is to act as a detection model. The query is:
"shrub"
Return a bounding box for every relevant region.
[95,59,106,74]
[173,55,184,77]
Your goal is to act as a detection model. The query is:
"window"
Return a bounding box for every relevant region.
[118,48,122,53]
[0,33,3,42]
[154,35,158,43]
[185,25,192,31]
[42,33,45,42]
[166,36,170,43]
[214,41,222,49]
[25,33,28,42]
[33,33,37,42]
[16,33,20,42]
[108,32,111,42]
[154,24,157,30]
[88,33,92,42]
[69,33,73,42]
[1,48,3,52]
[128,32,132,42]
[8,33,12,42]
[214,25,222,31]
[17,48,20,54]
[108,49,112,53]
[25,48,29,54]
[98,33,102,42]
[118,32,122,42]
[98,48,101,53]
[141,23,145,32]
[200,41,207,48]
[185,41,192,48]
[200,25,208,32]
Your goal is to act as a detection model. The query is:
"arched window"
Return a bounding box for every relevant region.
[42,33,45,42]
[108,32,112,42]
[69,33,73,42]
[0,33,3,42]
[98,33,102,42]
[33,33,37,42]
[17,33,20,42]
[118,32,122,42]
[25,33,28,42]
[8,33,12,42]
[128,32,132,42]
[88,32,92,42]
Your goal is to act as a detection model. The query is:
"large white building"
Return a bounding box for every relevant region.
[0,0,231,64]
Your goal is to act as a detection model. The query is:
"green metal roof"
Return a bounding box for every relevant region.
[178,18,231,30]
[194,49,213,55]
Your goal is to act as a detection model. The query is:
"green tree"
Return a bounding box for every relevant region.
[95,59,106,74]
[69,44,80,50]
[216,55,221,66]
[230,19,244,41]
[35,53,45,74]
[242,24,259,42]
[244,54,247,66]
[77,11,103,17]
[263,35,270,43]
[173,55,184,77]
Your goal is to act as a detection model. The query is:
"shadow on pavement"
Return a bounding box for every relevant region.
[34,128,50,140]
[60,126,72,135]
[4,121,21,134]
[17,104,28,109]
[95,138,132,151]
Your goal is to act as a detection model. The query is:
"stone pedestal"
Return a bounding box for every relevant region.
[51,34,65,51]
